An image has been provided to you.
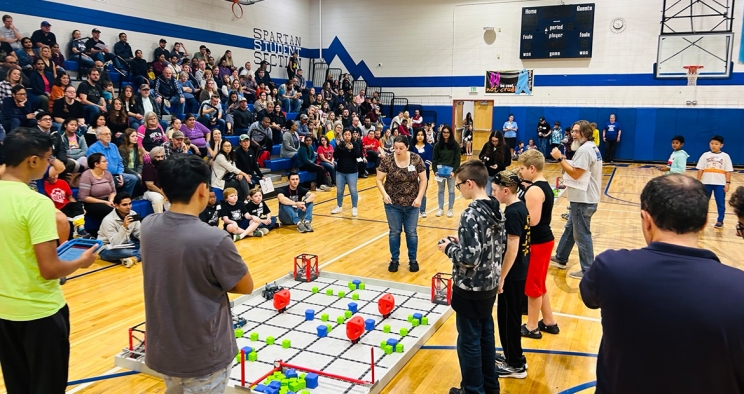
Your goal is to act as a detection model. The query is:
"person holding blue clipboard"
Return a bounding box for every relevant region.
[0,128,97,394]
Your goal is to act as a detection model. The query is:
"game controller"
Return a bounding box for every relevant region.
[438,236,458,245]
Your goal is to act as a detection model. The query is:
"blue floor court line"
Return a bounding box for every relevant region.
[420,346,598,358]
[67,371,140,386]
[557,381,597,393]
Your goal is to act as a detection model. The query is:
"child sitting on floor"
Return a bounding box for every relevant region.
[220,187,263,240]
[245,188,279,234]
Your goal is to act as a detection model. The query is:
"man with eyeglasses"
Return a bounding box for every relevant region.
[87,127,138,196]
[0,56,29,85]
[580,174,744,394]
[0,85,36,139]
[77,68,107,125]
[0,128,97,394]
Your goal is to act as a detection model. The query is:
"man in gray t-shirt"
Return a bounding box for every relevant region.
[141,155,254,392]
[550,120,603,279]
[0,15,22,51]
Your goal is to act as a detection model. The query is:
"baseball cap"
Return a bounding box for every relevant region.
[139,84,150,90]
[172,131,185,139]
[41,21,51,27]
[92,28,101,33]
[238,96,247,102]
[239,134,251,141]
[159,38,167,43]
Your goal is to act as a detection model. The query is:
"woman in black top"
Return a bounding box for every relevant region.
[107,98,129,145]
[517,149,558,339]
[331,129,362,216]
[479,130,511,196]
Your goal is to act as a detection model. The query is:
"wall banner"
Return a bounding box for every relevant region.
[485,69,534,95]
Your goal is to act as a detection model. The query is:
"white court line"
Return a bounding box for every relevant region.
[66,367,121,393]
[553,311,601,323]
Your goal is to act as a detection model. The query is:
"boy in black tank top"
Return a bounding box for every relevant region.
[518,150,560,339]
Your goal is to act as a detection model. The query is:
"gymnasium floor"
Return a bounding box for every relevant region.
[4,162,742,394]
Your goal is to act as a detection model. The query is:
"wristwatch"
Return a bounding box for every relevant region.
[557,157,564,162]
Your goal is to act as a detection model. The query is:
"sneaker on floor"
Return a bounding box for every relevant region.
[496,353,528,370]
[521,324,543,339]
[259,228,270,236]
[447,209,453,218]
[233,234,241,242]
[303,221,314,232]
[120,257,136,268]
[538,320,560,335]
[352,208,358,217]
[409,261,419,272]
[495,363,527,379]
[550,256,567,269]
[388,260,399,272]
[436,209,444,217]
[420,211,427,218]
[252,229,264,237]
[448,388,465,394]
[714,221,724,229]
[319,184,330,191]
[297,222,307,233]
[331,206,343,214]
[561,212,569,220]
[568,270,584,279]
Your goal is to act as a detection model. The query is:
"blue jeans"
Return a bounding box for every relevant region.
[162,97,185,117]
[320,162,336,185]
[455,311,499,394]
[162,362,231,394]
[257,216,277,229]
[555,202,597,272]
[538,137,549,156]
[705,184,726,223]
[485,176,494,196]
[113,173,139,196]
[438,176,455,210]
[420,178,429,214]
[278,202,314,225]
[336,172,358,208]
[99,240,141,262]
[197,117,226,133]
[83,104,101,125]
[383,204,419,262]
[281,97,301,113]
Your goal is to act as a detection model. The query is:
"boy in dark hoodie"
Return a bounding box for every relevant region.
[438,159,505,394]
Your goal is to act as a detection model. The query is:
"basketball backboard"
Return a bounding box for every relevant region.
[655,32,733,78]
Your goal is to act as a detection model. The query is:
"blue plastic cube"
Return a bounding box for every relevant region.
[317,325,328,338]
[264,387,278,394]
[253,384,267,392]
[413,313,423,323]
[285,368,298,379]
[305,309,315,321]
[305,372,319,389]
[241,346,253,355]
[386,338,398,348]
[365,318,375,331]
[347,302,358,314]
[352,279,361,289]
[268,380,282,390]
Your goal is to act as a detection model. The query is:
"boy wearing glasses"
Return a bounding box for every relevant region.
[438,160,504,394]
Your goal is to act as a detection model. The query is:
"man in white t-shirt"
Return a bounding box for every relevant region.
[550,120,603,279]
[0,15,22,52]
[696,135,734,229]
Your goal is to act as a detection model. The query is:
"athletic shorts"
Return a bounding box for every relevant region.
[505,137,517,149]
[525,240,554,298]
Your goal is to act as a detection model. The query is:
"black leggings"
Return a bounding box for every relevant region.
[605,140,618,162]
[84,201,114,222]
[224,177,252,202]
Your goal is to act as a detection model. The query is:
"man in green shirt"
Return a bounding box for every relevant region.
[0,128,96,393]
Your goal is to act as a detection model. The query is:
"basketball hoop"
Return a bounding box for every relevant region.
[683,65,703,86]
[231,0,244,19]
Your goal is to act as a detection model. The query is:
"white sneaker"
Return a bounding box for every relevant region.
[436,210,444,217]
[352,208,358,217]
[420,211,427,218]
[120,257,136,268]
[447,210,453,218]
[319,185,330,191]
[331,206,343,214]
[259,228,270,235]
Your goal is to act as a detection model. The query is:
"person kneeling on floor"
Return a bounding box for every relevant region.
[98,192,141,267]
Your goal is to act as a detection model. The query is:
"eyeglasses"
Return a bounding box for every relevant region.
[737,222,744,237]
[14,92,26,96]
[455,179,470,190]
[37,154,55,164]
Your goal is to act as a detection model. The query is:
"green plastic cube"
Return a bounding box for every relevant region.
[380,340,387,348]
[321,313,329,322]
[299,373,306,380]
[248,351,257,361]
[344,310,352,318]
[234,328,244,338]
[311,286,319,294]
[422,316,429,325]
[250,332,259,341]
[235,352,242,363]
[289,381,302,392]
[266,336,275,345]
[336,316,345,324]
[352,293,359,300]
[326,289,333,296]
[383,324,391,333]
[281,378,289,386]
[338,291,345,298]
[359,283,366,290]
[348,282,355,290]
[384,345,393,354]
[326,324,332,332]
[396,343,404,353]
[400,327,408,336]
[300,390,311,394]
[412,319,420,327]
[282,339,291,349]
[407,315,414,323]
[279,388,288,394]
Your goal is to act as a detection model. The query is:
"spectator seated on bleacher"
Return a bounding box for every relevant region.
[197,94,225,134]
[278,78,301,113]
[87,127,138,195]
[166,54,181,76]
[44,173,85,236]
[134,84,168,131]
[14,37,35,72]
[67,29,94,68]
[269,104,287,145]
[297,135,331,191]
[137,111,167,156]
[154,68,185,118]
[211,139,252,202]
[281,120,300,162]
[60,118,88,174]
[220,187,265,240]
[77,68,106,125]
[177,71,199,114]
[0,15,22,54]
[78,152,116,237]
[362,129,382,169]
[118,128,143,177]
[1,85,37,135]
[129,49,149,88]
[97,192,141,268]
[234,134,264,185]
[152,53,167,77]
[276,171,315,232]
[181,113,210,157]
[232,97,254,135]
[248,116,272,154]
[254,69,270,90]
[141,147,170,214]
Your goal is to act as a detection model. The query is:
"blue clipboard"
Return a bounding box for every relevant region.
[57,238,103,261]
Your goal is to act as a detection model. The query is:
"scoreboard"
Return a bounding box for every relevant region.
[520,3,595,59]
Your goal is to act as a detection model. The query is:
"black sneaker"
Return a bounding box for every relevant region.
[409,261,419,272]
[538,320,560,335]
[388,260,399,272]
[496,353,528,370]
[449,388,464,394]
[521,324,542,339]
[495,363,527,379]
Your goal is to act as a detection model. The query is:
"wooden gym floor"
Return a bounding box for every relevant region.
[2,162,742,394]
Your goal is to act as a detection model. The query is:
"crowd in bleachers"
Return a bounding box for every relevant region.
[0,13,448,265]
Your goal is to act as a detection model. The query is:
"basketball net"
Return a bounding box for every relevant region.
[683,65,703,86]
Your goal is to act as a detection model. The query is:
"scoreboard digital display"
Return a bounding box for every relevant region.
[520,3,595,59]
